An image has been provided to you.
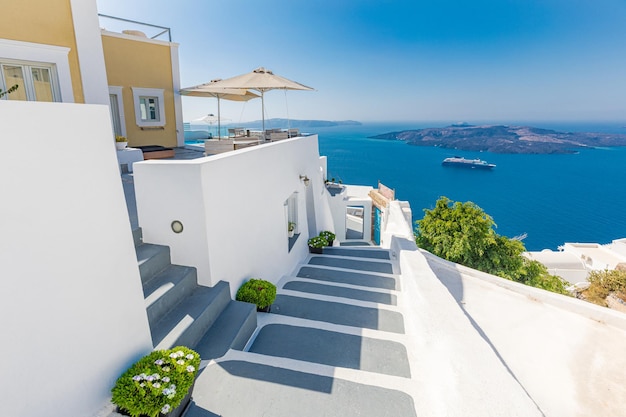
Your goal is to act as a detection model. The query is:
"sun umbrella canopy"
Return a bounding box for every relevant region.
[210,68,313,132]
[211,67,314,92]
[180,79,260,138]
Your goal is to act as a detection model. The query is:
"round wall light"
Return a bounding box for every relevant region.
[171,220,184,234]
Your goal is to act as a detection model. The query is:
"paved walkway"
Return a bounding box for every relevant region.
[186,247,419,417]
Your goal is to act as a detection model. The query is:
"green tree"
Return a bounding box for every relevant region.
[416,196,568,295]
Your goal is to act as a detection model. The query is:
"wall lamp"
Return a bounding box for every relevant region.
[171,220,184,233]
[299,175,310,187]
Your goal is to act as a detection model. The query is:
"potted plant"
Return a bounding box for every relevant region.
[115,135,128,150]
[111,346,200,417]
[236,278,277,312]
[320,231,336,247]
[288,222,296,238]
[308,235,327,254]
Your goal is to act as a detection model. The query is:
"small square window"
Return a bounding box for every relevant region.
[132,87,165,127]
[139,96,160,121]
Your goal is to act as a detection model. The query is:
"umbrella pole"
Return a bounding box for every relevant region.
[217,96,221,140]
[261,90,265,135]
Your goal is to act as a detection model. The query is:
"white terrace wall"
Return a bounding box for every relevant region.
[0,101,153,417]
[134,135,335,296]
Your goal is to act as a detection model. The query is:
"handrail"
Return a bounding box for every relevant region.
[98,14,172,42]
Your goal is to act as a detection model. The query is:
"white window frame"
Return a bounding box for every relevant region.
[1,60,60,102]
[0,38,72,102]
[131,87,165,127]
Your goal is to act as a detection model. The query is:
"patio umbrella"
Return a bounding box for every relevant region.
[180,79,259,138]
[210,67,313,132]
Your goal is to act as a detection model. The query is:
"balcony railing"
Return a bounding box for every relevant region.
[98,14,172,42]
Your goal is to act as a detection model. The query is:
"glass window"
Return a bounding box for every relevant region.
[139,96,160,122]
[1,61,58,102]
[2,65,27,101]
[31,67,53,102]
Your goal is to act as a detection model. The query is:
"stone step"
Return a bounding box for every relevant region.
[143,264,198,326]
[249,324,410,378]
[194,300,258,360]
[322,247,390,260]
[297,266,399,290]
[132,228,143,247]
[136,243,171,283]
[283,281,397,305]
[151,280,231,350]
[271,295,405,333]
[308,256,394,274]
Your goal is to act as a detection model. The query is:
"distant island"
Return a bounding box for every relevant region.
[370,124,626,154]
[225,119,362,129]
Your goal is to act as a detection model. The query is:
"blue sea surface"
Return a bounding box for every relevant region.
[316,122,626,251]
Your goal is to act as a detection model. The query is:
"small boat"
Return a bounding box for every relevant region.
[442,156,496,169]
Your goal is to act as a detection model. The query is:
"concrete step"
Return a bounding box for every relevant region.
[283,281,397,305]
[271,295,405,333]
[151,281,232,350]
[249,324,410,378]
[136,243,171,283]
[308,256,394,274]
[194,300,257,360]
[132,228,143,247]
[144,265,198,326]
[297,266,399,290]
[322,247,390,260]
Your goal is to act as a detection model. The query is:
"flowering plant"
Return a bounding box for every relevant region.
[115,135,127,143]
[111,346,200,417]
[308,236,327,249]
[319,231,336,246]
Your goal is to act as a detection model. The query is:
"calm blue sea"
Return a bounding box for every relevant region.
[315,121,626,251]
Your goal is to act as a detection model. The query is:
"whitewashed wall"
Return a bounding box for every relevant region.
[134,136,335,295]
[0,101,153,417]
[327,185,373,243]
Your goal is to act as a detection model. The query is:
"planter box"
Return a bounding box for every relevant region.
[309,246,323,254]
[115,381,194,417]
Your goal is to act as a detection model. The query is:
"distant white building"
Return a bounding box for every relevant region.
[524,238,626,285]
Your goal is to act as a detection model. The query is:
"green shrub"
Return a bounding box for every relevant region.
[236,278,277,309]
[308,236,327,248]
[320,231,336,245]
[288,222,296,232]
[111,346,200,417]
[584,269,626,306]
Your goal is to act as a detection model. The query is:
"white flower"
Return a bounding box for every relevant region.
[152,373,160,380]
[139,383,145,387]
[176,350,184,357]
[153,382,161,388]
[154,359,164,365]
[161,404,171,414]
[169,353,178,359]
[177,359,185,365]
[186,365,195,373]
[162,377,170,383]
[132,375,142,382]
[146,375,155,382]
[186,354,195,360]
[163,366,171,372]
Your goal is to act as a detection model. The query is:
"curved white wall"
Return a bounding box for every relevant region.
[134,136,335,296]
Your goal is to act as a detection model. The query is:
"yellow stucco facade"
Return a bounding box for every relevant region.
[102,33,178,148]
[0,0,84,103]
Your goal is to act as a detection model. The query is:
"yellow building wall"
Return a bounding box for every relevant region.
[0,0,84,103]
[102,34,177,148]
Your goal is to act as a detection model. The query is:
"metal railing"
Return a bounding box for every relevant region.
[98,14,172,42]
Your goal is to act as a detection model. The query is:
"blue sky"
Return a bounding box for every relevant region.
[96,0,626,124]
